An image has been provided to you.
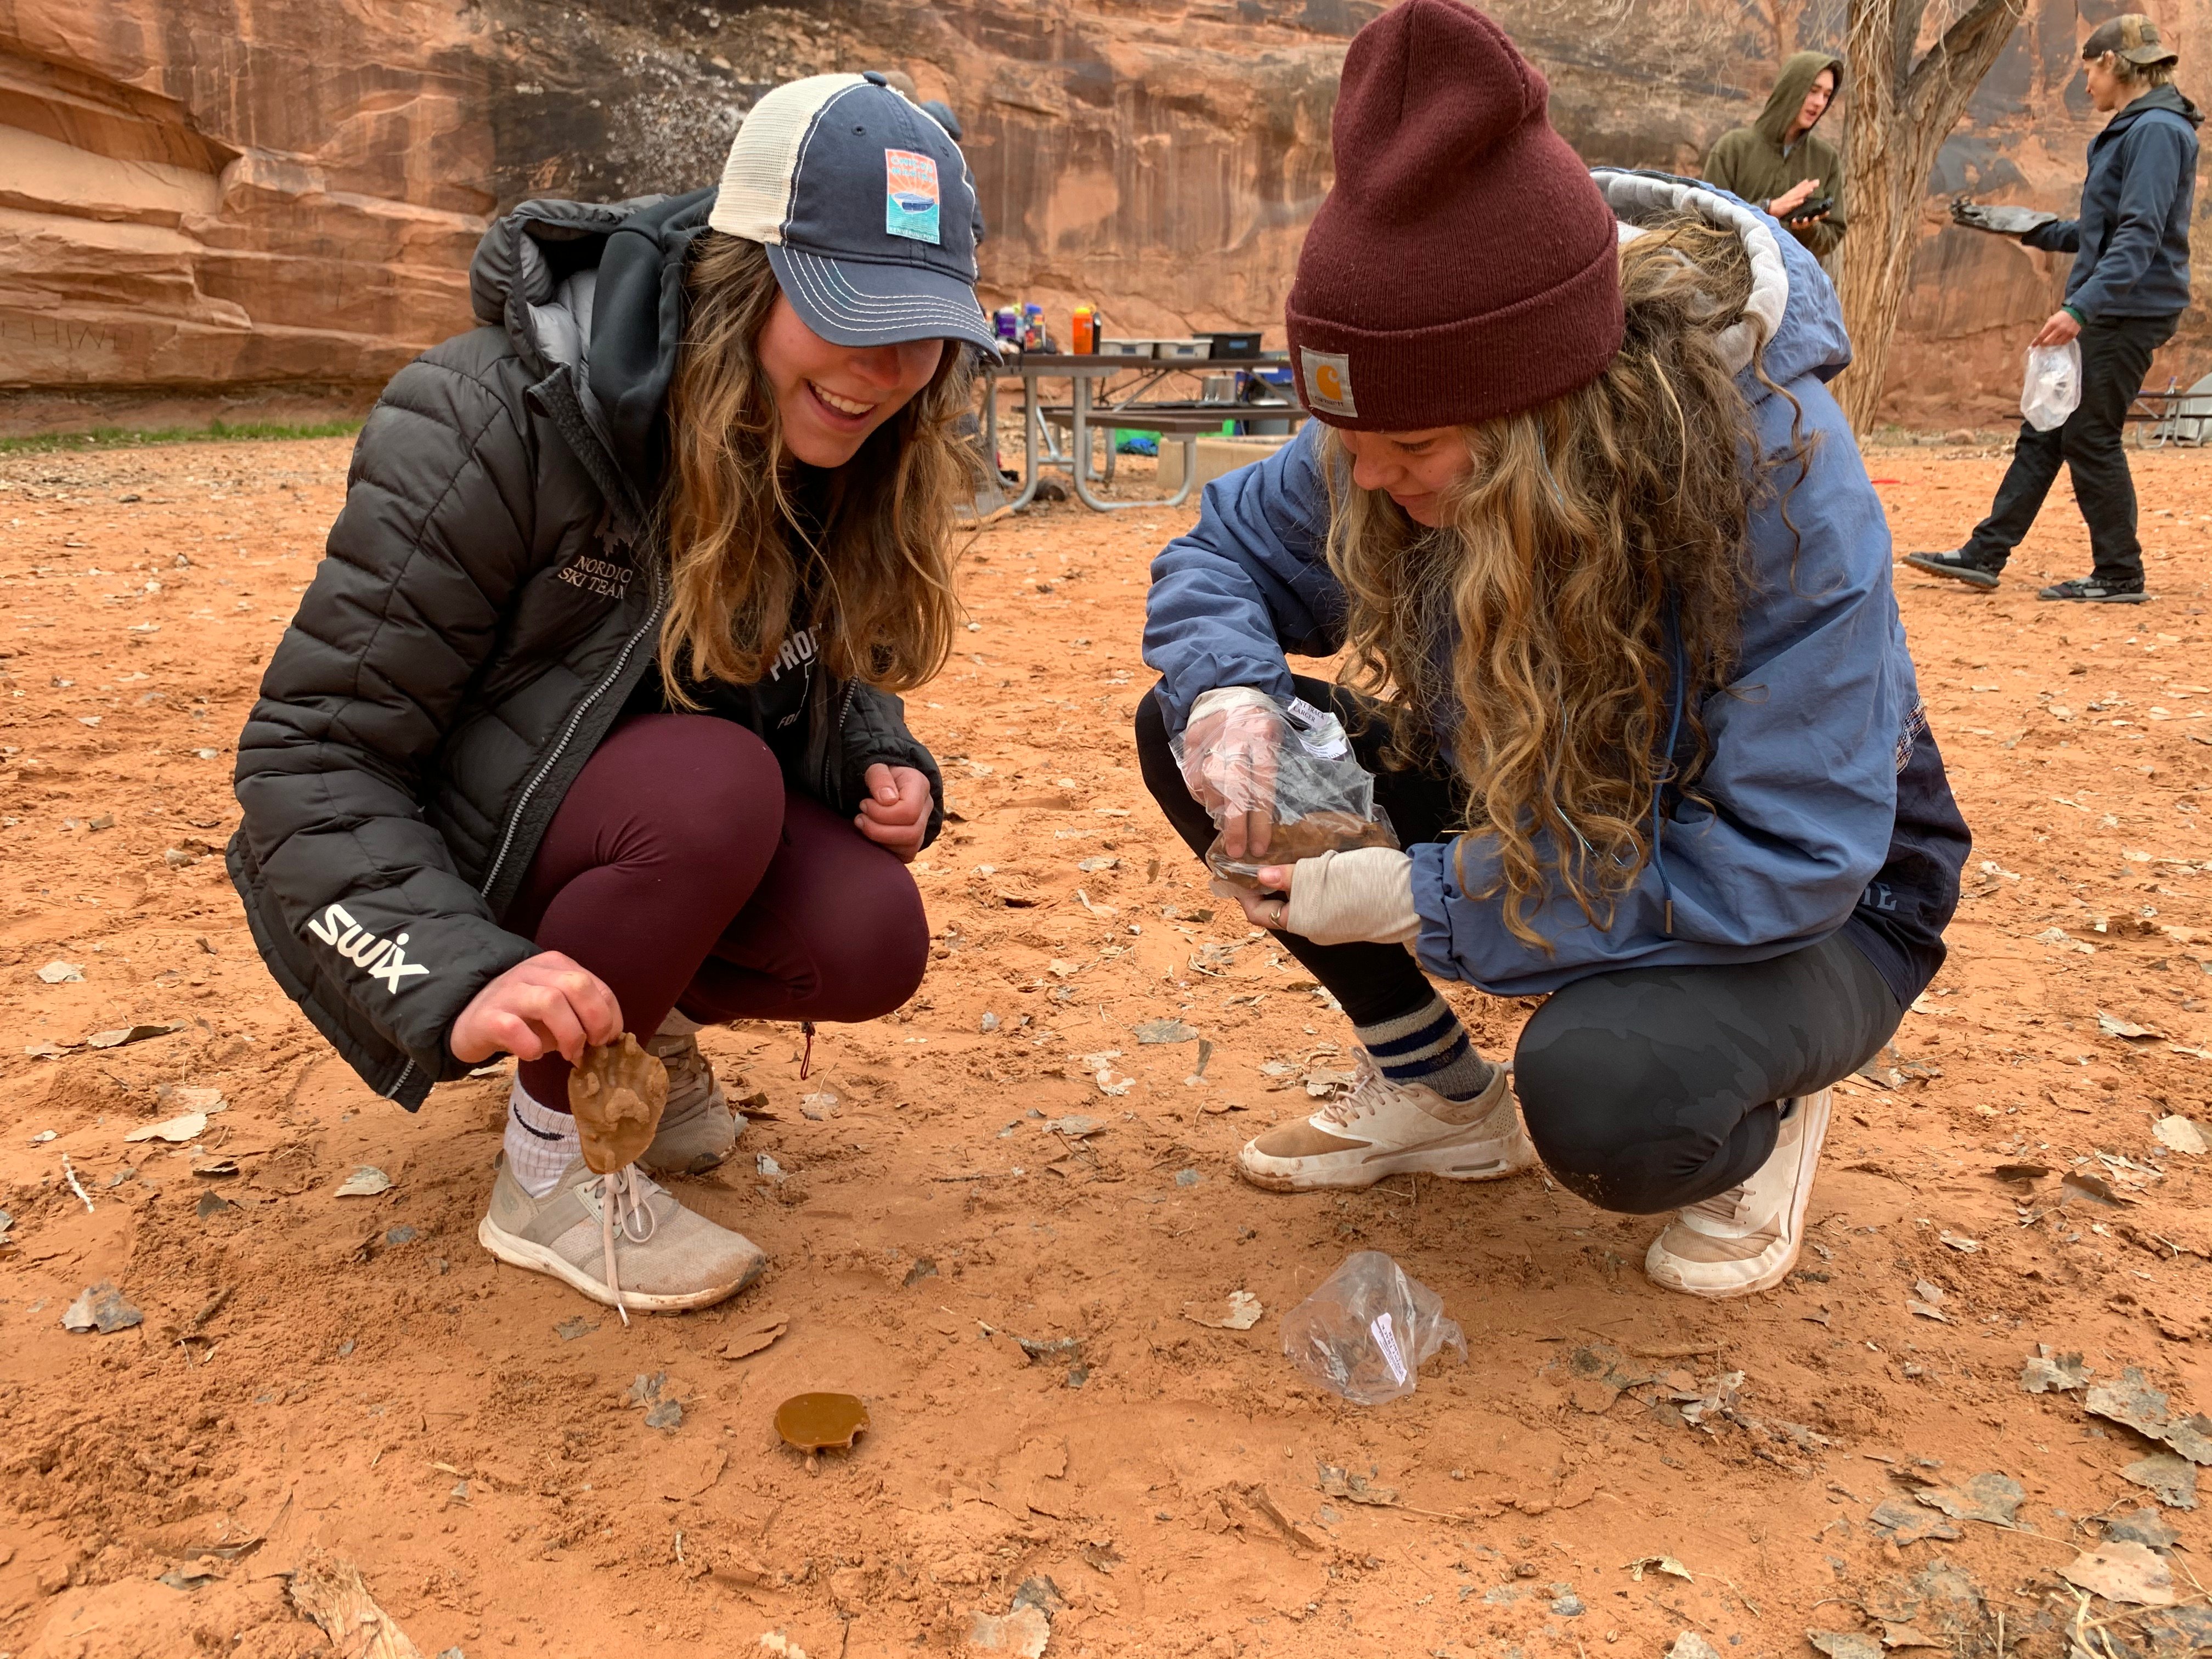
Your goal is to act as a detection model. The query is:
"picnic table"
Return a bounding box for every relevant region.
[979,351,1305,512]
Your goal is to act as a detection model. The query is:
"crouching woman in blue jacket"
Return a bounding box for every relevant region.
[1137,0,1970,1299]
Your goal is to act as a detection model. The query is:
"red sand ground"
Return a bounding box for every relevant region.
[1,436,2209,1659]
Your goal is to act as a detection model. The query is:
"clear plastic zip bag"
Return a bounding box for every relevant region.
[1280,1250,1466,1406]
[1170,691,1397,890]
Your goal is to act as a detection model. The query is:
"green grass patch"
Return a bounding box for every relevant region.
[0,418,363,455]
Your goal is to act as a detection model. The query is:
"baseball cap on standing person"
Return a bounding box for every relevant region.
[2081,13,2178,66]
[709,71,1001,355]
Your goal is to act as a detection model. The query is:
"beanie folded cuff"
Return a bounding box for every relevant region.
[1287,247,1625,430]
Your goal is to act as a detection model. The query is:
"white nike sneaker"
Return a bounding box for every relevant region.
[1644,1088,1832,1298]
[1237,1052,1536,1192]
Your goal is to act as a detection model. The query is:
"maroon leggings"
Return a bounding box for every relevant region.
[504,713,930,1109]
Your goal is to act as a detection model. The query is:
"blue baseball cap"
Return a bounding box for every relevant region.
[709,71,1000,356]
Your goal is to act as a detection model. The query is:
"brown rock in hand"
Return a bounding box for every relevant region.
[568,1033,669,1175]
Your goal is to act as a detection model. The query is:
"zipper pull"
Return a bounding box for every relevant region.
[799,1020,816,1080]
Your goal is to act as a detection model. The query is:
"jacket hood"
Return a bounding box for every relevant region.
[1592,169,1850,392]
[464,188,716,483]
[1754,50,1843,147]
[2111,82,2204,131]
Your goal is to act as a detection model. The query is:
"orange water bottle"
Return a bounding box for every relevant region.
[1073,305,1096,354]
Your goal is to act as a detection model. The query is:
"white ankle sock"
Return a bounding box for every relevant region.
[503,1082,579,1198]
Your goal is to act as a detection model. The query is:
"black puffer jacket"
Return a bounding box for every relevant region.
[229,189,944,1109]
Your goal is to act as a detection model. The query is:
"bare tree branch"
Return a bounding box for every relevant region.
[1833,0,2026,430]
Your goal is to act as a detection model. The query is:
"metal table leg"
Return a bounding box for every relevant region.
[1001,369,1044,512]
[1069,375,1195,512]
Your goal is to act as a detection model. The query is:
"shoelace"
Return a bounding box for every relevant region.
[1675,1183,1750,1239]
[590,1164,658,1326]
[1312,1053,1387,1131]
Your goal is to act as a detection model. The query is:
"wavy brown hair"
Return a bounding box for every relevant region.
[658,230,972,699]
[1326,213,1790,947]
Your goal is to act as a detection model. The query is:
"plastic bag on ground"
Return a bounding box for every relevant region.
[2022,340,2082,432]
[1280,1250,1466,1405]
[1169,691,1397,889]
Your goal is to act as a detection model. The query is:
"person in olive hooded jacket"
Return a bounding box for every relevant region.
[1703,50,1848,258]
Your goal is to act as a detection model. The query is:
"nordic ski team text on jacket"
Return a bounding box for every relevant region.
[229,189,944,1110]
[1142,172,1970,1005]
[2024,84,2201,321]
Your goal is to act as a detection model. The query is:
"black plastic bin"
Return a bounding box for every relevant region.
[1205,330,1264,359]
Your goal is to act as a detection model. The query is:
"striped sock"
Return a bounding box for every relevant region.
[1357,992,1496,1102]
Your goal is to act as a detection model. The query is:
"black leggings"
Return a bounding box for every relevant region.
[1135,679,1904,1214]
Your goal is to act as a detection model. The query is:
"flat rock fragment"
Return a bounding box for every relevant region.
[2060,1540,2176,1606]
[2123,1453,2198,1509]
[1912,1471,2022,1525]
[2020,1348,2090,1393]
[61,1281,143,1334]
[1867,1499,1960,1544]
[2086,1367,2172,1440]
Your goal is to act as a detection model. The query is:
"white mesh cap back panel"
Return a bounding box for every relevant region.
[709,73,870,244]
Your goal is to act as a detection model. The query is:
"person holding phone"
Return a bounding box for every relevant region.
[1703,51,1847,258]
[230,72,1000,1313]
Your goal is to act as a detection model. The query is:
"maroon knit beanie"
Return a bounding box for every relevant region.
[1286,0,1623,431]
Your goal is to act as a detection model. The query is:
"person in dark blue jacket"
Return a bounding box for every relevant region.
[1912,15,2199,602]
[1136,0,1970,1300]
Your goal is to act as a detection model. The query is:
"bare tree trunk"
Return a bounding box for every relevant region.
[1835,0,2027,431]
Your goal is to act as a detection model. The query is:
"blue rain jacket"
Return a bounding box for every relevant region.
[1143,173,1969,1003]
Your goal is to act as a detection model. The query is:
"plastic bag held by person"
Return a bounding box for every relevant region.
[2022,340,2083,432]
[1169,689,1397,889]
[1280,1250,1466,1405]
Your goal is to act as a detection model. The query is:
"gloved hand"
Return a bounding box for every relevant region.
[1179,686,1282,862]
[1951,197,2058,238]
[1211,845,1419,945]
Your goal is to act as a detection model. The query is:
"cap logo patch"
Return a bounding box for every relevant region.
[884,149,941,245]
[1301,347,1357,418]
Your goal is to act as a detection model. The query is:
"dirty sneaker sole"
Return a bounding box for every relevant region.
[1237,1124,1538,1193]
[476,1214,763,1313]
[1904,554,2000,589]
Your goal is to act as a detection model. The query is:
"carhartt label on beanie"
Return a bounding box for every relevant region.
[1301,347,1358,417]
[1286,0,1624,431]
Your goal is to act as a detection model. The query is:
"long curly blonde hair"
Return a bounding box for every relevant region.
[1325,213,1792,948]
[658,230,972,699]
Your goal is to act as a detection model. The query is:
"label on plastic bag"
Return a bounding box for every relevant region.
[1285,697,1350,760]
[1369,1311,1408,1384]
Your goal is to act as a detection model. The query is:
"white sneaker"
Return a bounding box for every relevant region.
[1237,1052,1535,1192]
[478,1154,765,1316]
[1645,1088,1831,1298]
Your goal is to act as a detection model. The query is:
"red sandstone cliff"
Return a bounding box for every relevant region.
[0,0,2204,433]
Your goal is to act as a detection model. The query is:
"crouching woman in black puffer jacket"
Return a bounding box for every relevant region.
[230,72,1000,1314]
